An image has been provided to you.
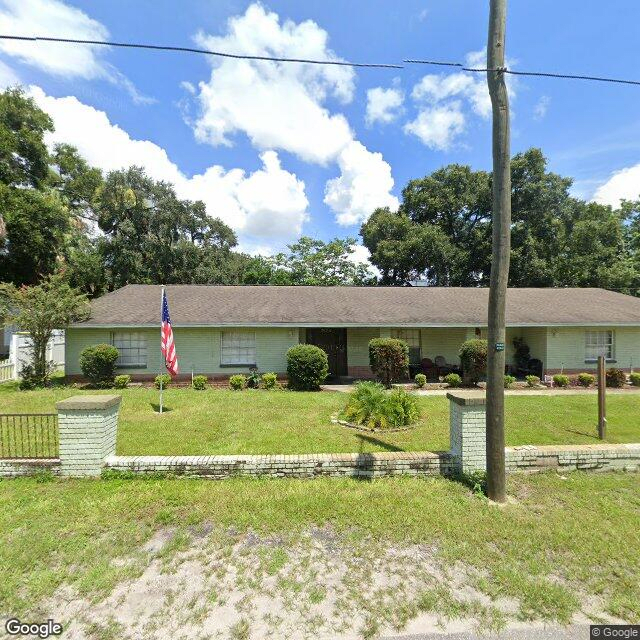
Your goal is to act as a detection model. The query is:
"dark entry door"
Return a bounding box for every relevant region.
[306,328,348,378]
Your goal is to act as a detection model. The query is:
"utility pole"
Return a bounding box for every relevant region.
[486,0,511,503]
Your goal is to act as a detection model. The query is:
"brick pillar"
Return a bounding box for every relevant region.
[56,395,121,477]
[447,392,487,474]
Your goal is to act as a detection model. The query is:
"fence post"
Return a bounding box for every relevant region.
[447,392,487,474]
[56,395,121,477]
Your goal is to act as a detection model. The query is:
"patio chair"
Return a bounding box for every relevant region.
[420,358,438,381]
[434,355,452,376]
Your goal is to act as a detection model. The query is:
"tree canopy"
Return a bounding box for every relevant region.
[361,148,640,293]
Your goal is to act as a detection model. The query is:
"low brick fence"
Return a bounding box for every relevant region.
[105,451,456,478]
[0,392,638,478]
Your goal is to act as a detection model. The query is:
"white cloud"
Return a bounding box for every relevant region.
[593,164,640,207]
[534,95,550,120]
[403,102,465,150]
[191,3,354,165]
[365,86,403,125]
[29,86,309,241]
[324,141,399,226]
[405,49,521,149]
[347,243,380,278]
[0,0,150,103]
[189,3,398,226]
[0,58,19,87]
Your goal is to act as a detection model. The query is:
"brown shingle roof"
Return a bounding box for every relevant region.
[72,285,640,327]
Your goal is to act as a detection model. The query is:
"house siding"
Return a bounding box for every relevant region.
[66,327,299,377]
[545,326,640,373]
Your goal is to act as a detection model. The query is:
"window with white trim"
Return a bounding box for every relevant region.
[221,331,256,366]
[585,330,614,361]
[112,332,147,368]
[391,329,421,364]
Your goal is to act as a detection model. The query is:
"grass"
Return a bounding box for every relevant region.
[0,383,638,455]
[0,473,638,624]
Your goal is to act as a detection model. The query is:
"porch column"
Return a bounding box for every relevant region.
[447,392,487,474]
[56,395,121,477]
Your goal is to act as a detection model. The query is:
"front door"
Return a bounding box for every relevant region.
[306,328,348,378]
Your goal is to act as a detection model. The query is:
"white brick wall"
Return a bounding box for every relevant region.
[448,394,487,473]
[56,396,121,477]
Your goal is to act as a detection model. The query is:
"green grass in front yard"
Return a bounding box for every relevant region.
[0,473,638,624]
[0,383,639,455]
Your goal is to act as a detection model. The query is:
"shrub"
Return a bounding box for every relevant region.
[368,338,409,388]
[577,372,595,388]
[553,374,570,388]
[525,375,540,387]
[443,372,462,388]
[459,339,488,385]
[229,374,246,390]
[18,364,40,390]
[342,381,419,429]
[79,344,119,386]
[192,375,208,390]
[414,373,427,388]
[606,368,627,388]
[504,374,516,389]
[286,344,328,391]
[630,372,640,387]
[261,372,278,390]
[114,374,131,389]
[246,367,261,389]
[154,373,171,389]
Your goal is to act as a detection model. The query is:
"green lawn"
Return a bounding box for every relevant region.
[1,473,638,628]
[0,383,639,455]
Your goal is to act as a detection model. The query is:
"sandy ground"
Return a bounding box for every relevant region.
[26,525,625,640]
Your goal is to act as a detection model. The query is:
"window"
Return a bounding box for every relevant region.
[221,331,256,366]
[392,329,421,364]
[585,330,614,361]
[112,332,147,368]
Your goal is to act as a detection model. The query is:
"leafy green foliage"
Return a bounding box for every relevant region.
[504,375,516,389]
[526,375,541,387]
[459,340,488,385]
[261,372,278,390]
[414,373,427,388]
[0,273,89,386]
[155,373,172,389]
[229,374,247,390]
[192,375,208,390]
[444,373,462,388]
[606,368,627,388]
[577,373,595,388]
[628,372,640,386]
[342,381,419,429]
[368,338,409,388]
[114,374,131,389]
[246,367,261,389]
[286,344,328,391]
[553,374,570,388]
[361,149,640,292]
[79,344,119,386]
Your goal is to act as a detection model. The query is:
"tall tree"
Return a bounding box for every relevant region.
[361,148,640,293]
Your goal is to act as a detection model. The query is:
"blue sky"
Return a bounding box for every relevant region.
[0,0,639,258]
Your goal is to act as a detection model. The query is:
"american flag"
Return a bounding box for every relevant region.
[161,287,178,376]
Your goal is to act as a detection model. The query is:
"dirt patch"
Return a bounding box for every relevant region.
[35,526,624,640]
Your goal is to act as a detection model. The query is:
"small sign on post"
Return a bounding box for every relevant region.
[597,355,606,439]
[495,342,505,352]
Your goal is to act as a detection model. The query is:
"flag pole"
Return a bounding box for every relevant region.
[159,285,164,415]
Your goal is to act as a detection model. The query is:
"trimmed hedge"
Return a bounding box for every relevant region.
[444,373,462,388]
[630,372,640,387]
[459,339,488,385]
[368,338,409,389]
[155,373,171,389]
[261,372,278,389]
[286,344,328,391]
[525,375,540,387]
[192,375,208,390]
[606,368,626,388]
[114,374,131,389]
[553,374,570,388]
[504,374,516,389]
[229,374,247,390]
[79,344,119,386]
[577,372,595,388]
[414,373,427,388]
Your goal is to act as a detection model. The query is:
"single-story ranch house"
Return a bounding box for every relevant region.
[65,285,640,381]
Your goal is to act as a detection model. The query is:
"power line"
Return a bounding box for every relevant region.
[2,34,640,87]
[404,59,640,86]
[0,35,404,69]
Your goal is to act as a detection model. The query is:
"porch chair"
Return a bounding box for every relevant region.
[420,357,439,381]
